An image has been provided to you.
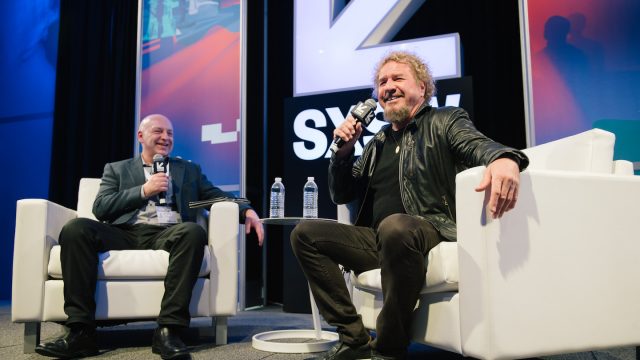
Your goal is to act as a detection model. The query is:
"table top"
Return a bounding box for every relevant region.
[260,217,337,225]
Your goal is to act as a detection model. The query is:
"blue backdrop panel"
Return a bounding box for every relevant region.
[0,0,59,300]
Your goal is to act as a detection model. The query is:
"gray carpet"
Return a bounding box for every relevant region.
[0,302,636,359]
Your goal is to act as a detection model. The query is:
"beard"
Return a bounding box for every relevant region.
[383,104,411,125]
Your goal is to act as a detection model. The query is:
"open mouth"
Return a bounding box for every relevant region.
[385,95,401,103]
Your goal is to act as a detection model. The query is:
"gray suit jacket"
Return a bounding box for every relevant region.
[92,156,249,224]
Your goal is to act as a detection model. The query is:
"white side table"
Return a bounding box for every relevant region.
[252,218,340,353]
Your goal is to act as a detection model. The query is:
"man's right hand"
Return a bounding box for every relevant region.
[143,173,169,198]
[333,115,364,158]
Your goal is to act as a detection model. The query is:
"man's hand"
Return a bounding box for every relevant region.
[333,115,364,158]
[244,209,264,246]
[475,157,521,219]
[143,173,169,198]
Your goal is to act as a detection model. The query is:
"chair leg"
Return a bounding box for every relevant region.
[215,316,228,345]
[24,322,41,353]
[196,316,214,338]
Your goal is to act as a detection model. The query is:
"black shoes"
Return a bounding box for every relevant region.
[307,340,371,360]
[35,325,99,358]
[151,326,191,360]
[34,324,190,359]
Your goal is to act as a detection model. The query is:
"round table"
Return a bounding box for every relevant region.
[252,217,340,353]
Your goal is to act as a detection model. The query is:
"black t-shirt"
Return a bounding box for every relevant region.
[370,127,406,228]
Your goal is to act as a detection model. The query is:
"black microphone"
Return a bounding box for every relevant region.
[329,99,378,153]
[152,154,169,205]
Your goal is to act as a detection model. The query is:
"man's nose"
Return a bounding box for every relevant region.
[384,81,397,90]
[384,87,396,97]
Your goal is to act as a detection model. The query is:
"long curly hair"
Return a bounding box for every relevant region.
[372,50,436,103]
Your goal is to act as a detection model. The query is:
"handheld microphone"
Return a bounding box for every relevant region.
[329,99,377,153]
[152,154,169,205]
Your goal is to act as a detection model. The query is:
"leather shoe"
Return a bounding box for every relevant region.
[306,340,370,360]
[151,326,190,360]
[35,325,98,358]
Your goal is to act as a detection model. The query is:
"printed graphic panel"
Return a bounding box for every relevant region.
[523,0,640,172]
[140,0,242,191]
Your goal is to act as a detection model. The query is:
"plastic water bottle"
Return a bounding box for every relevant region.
[303,177,318,218]
[269,177,285,218]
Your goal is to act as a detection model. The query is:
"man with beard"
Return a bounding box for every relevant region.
[290,51,528,360]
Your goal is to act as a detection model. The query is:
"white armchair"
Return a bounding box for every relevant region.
[12,178,239,353]
[340,128,640,359]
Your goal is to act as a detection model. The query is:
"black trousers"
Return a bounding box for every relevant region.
[290,213,446,355]
[59,218,207,329]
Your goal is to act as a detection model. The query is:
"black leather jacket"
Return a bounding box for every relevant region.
[329,104,529,241]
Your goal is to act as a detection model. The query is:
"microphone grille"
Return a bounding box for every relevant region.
[153,154,164,162]
[364,99,377,108]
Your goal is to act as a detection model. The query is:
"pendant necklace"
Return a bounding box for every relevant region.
[389,127,406,154]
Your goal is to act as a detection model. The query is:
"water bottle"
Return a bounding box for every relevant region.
[269,177,285,218]
[303,177,318,218]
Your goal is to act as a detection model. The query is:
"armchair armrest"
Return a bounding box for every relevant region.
[456,167,640,359]
[207,201,239,315]
[12,199,77,322]
[613,159,634,175]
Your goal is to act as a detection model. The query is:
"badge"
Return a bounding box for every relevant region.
[156,206,180,224]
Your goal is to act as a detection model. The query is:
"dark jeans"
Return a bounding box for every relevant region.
[290,213,446,355]
[59,218,207,329]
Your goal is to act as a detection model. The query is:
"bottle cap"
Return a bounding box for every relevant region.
[307,177,314,181]
[275,177,282,182]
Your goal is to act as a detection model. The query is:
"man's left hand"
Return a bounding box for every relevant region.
[244,209,264,246]
[475,157,521,219]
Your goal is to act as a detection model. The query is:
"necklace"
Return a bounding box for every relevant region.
[388,127,406,154]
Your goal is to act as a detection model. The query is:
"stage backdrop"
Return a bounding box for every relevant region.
[137,0,247,305]
[520,0,640,173]
[0,0,59,301]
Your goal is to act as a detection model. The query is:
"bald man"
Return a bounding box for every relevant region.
[36,114,263,360]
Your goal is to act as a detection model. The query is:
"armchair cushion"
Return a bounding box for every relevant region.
[350,241,459,294]
[47,245,212,280]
